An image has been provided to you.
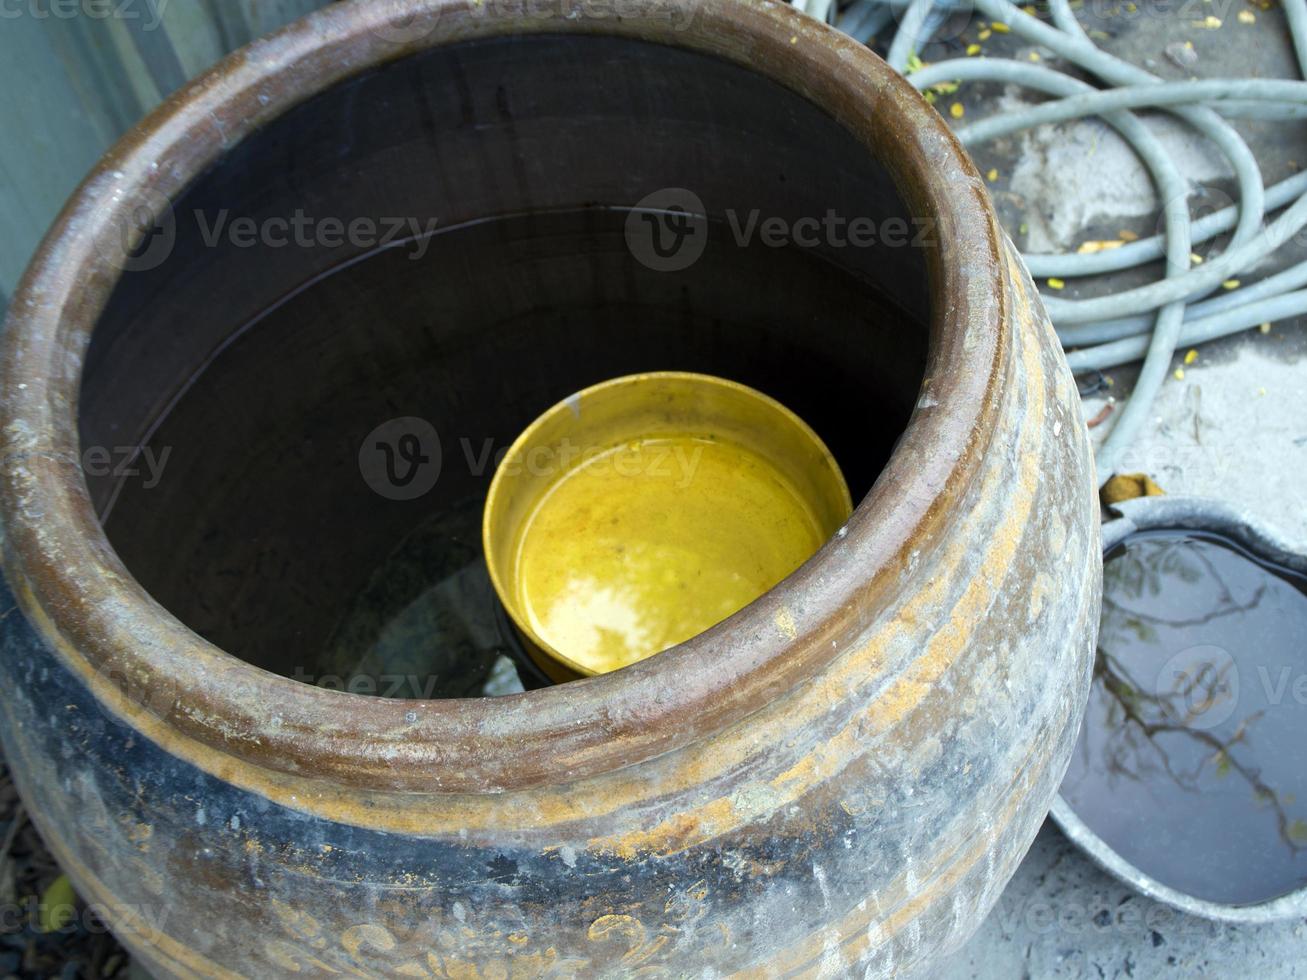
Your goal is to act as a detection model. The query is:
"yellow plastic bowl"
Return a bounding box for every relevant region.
[483,372,853,681]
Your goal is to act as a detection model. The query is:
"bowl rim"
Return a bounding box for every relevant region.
[481,370,856,678]
[0,0,1008,794]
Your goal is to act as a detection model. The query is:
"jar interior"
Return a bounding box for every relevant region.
[79,33,932,696]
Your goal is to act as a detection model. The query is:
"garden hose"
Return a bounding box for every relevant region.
[813,0,1307,485]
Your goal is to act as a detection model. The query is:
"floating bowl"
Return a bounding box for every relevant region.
[483,371,853,680]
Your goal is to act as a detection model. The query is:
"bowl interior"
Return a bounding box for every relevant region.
[78,33,931,697]
[483,371,854,677]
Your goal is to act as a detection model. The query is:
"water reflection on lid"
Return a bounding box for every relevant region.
[1062,529,1307,907]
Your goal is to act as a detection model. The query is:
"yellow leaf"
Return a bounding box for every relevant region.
[986,168,998,181]
[1100,473,1165,505]
[950,102,965,118]
[979,28,992,40]
[1076,239,1125,254]
[1190,252,1203,264]
[967,43,982,55]
[1238,9,1255,22]
[1259,322,1272,333]
[1222,278,1240,289]
[1028,51,1041,61]
[1184,349,1198,365]
[1118,229,1139,241]
[1047,277,1065,290]
[39,875,77,933]
[991,21,1011,32]
[1173,368,1186,381]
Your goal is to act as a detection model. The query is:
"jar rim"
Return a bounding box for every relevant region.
[0,0,1008,795]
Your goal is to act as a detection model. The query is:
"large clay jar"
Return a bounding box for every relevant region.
[0,0,1099,975]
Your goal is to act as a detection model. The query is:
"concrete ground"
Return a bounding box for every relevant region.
[915,1,1307,976]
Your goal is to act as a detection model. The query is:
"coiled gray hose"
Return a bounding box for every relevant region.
[823,0,1307,484]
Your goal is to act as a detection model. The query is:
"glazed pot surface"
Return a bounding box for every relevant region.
[0,1,1099,975]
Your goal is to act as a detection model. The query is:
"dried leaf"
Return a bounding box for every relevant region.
[39,874,77,933]
[1076,239,1125,254]
[1100,473,1166,506]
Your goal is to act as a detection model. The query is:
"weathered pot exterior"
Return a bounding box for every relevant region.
[0,1,1099,976]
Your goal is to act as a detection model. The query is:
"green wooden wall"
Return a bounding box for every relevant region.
[0,0,333,309]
